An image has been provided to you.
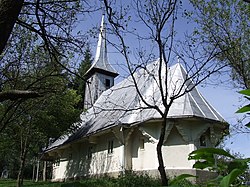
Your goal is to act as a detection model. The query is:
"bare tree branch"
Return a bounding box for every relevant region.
[0,90,42,102]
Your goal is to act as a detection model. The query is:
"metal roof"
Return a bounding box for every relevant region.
[84,15,118,78]
[46,60,226,151]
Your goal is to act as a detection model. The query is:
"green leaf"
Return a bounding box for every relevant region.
[189,148,235,170]
[219,169,243,187]
[228,158,249,172]
[169,174,197,186]
[192,160,213,169]
[236,104,250,113]
[239,89,250,96]
[189,148,235,160]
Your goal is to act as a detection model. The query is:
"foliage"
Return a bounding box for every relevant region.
[188,148,250,186]
[190,0,250,89]
[236,89,250,128]
[117,171,160,187]
[70,46,92,109]
[169,174,197,187]
[0,22,81,185]
[0,173,161,187]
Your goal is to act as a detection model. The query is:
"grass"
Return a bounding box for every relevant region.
[0,179,63,187]
[0,174,161,187]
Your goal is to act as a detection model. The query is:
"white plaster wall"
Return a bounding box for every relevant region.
[131,129,158,171]
[163,126,195,169]
[131,124,197,171]
[52,149,71,180]
[132,140,158,171]
[163,144,194,169]
[51,120,220,181]
[52,132,123,181]
[89,133,123,174]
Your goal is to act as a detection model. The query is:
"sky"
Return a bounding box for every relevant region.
[199,85,250,158]
[81,1,250,158]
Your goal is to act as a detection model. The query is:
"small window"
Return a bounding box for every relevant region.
[105,79,111,88]
[200,135,206,147]
[88,146,93,159]
[108,140,114,154]
[54,158,60,167]
[139,138,145,150]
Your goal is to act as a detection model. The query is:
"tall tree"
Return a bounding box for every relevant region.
[189,0,250,135]
[0,0,94,101]
[0,22,81,185]
[189,0,250,89]
[71,46,92,109]
[103,0,227,185]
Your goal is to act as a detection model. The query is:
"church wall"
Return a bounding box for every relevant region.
[163,126,195,169]
[130,122,198,172]
[51,131,124,181]
[84,74,98,109]
[84,73,115,109]
[51,121,218,182]
[88,132,123,175]
[163,144,195,169]
[131,128,158,171]
[96,73,114,93]
[52,148,71,181]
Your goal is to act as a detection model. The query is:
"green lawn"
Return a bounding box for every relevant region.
[0,178,145,187]
[0,179,88,187]
[0,177,161,187]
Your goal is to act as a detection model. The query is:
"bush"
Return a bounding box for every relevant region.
[117,171,160,187]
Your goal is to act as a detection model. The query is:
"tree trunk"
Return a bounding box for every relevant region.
[16,144,28,187]
[35,159,40,182]
[16,123,30,187]
[32,160,36,181]
[156,116,169,186]
[42,161,47,181]
[0,0,24,54]
[17,154,26,187]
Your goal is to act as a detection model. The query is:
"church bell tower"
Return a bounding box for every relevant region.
[84,15,118,109]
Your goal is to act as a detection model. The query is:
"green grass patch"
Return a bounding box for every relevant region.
[0,179,63,187]
[0,174,161,187]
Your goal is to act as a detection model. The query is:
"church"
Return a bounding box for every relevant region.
[43,15,228,182]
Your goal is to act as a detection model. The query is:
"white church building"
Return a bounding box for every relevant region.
[43,15,228,182]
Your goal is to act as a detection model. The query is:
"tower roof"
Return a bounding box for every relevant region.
[85,15,118,78]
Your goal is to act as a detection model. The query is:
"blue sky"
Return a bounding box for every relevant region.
[200,85,250,157]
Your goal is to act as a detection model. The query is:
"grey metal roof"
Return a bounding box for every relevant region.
[46,60,226,151]
[84,15,118,78]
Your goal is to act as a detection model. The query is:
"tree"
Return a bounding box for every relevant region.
[71,46,92,109]
[16,89,81,186]
[0,21,81,185]
[189,0,250,89]
[189,0,250,135]
[0,0,94,102]
[0,88,81,186]
[101,0,230,185]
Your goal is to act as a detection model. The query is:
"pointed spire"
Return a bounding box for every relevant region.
[84,14,118,78]
[94,14,107,66]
